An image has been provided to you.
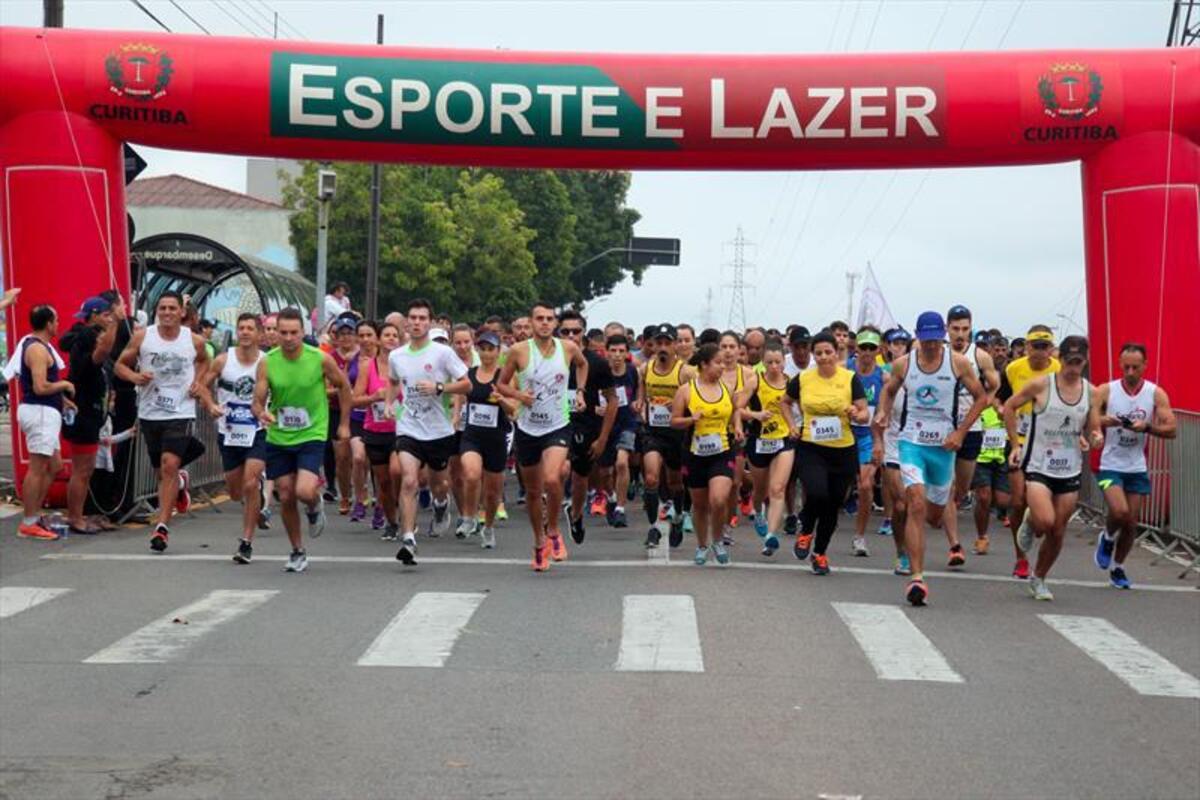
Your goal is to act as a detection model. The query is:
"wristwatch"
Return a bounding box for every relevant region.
[436,382,444,395]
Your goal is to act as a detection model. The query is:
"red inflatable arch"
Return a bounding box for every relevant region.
[1,27,1198,488]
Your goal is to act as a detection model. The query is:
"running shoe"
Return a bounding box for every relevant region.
[973,536,990,555]
[480,526,496,550]
[693,546,709,566]
[721,526,735,546]
[419,487,432,510]
[371,503,386,530]
[1094,533,1116,571]
[1028,576,1054,601]
[16,522,59,541]
[322,489,337,503]
[496,502,508,521]
[712,540,730,565]
[1109,567,1131,589]
[611,507,628,528]
[739,495,753,517]
[627,479,639,502]
[570,516,586,545]
[682,511,694,534]
[753,513,769,540]
[947,544,966,568]
[1012,558,1030,580]
[894,553,912,576]
[150,524,169,553]
[531,543,550,572]
[590,492,607,518]
[646,526,663,549]
[233,538,253,564]
[658,501,673,523]
[906,578,928,606]
[175,469,191,515]
[306,501,326,538]
[349,501,366,522]
[396,533,418,565]
[762,533,780,556]
[844,494,858,515]
[257,506,273,531]
[811,553,830,575]
[1016,511,1034,555]
[877,519,893,537]
[430,500,450,537]
[961,495,975,512]
[605,502,618,527]
[852,536,869,557]
[1000,514,1011,528]
[548,533,568,562]
[455,517,475,539]
[728,514,739,529]
[338,496,352,515]
[516,488,526,506]
[784,514,798,536]
[380,523,399,542]
[284,549,308,573]
[793,533,813,561]
[668,518,683,548]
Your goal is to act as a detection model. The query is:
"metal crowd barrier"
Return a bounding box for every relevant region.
[121,414,227,523]
[1076,409,1200,580]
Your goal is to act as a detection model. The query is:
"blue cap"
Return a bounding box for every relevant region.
[914,311,947,342]
[74,296,112,320]
[885,327,912,343]
[477,331,501,348]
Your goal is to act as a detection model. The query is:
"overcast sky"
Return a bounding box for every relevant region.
[3,0,1173,334]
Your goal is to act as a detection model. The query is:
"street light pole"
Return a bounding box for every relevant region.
[315,197,330,331]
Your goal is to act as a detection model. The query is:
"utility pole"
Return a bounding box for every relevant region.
[364,14,384,320]
[44,0,63,27]
[723,227,754,330]
[845,268,861,324]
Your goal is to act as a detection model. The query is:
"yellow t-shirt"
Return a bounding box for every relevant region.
[688,380,733,455]
[796,366,857,448]
[1006,355,1061,442]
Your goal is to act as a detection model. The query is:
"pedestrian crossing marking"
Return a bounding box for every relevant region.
[357,592,487,668]
[1039,614,1200,699]
[0,587,71,620]
[83,589,278,664]
[615,594,704,673]
[832,602,964,684]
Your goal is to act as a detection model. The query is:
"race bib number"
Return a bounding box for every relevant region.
[1117,428,1142,448]
[692,433,725,456]
[223,403,257,448]
[278,406,311,430]
[914,418,953,446]
[153,386,183,412]
[810,416,843,443]
[755,437,785,455]
[598,386,629,412]
[649,403,672,428]
[528,409,552,425]
[371,401,388,420]
[1044,446,1081,476]
[982,428,1007,450]
[468,403,499,429]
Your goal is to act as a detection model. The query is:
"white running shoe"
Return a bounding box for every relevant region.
[284,549,309,573]
[480,526,496,550]
[852,536,870,557]
[1016,509,1034,554]
[1028,576,1054,601]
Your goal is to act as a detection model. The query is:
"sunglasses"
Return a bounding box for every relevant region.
[1064,356,1086,366]
[857,343,879,351]
[1030,341,1052,350]
[559,327,583,335]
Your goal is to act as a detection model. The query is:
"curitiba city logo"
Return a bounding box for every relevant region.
[91,42,188,125]
[1025,61,1116,144]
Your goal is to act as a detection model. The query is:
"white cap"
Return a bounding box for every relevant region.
[430,327,450,342]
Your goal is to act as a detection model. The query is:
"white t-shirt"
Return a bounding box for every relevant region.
[324,294,350,322]
[784,353,815,378]
[388,341,468,441]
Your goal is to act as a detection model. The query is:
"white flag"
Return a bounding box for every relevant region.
[856,264,897,331]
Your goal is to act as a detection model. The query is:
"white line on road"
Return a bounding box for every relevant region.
[83,589,278,664]
[615,594,704,673]
[832,602,964,683]
[357,592,487,668]
[1039,614,1200,699]
[0,586,71,619]
[40,553,1200,593]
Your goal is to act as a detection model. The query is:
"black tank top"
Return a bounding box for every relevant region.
[465,366,510,436]
[19,338,63,411]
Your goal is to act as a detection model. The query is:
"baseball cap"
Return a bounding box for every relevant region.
[885,327,912,343]
[914,311,947,342]
[947,304,972,322]
[974,330,991,346]
[788,326,812,345]
[477,331,501,348]
[430,327,450,342]
[855,329,882,348]
[1059,335,1089,361]
[651,322,677,341]
[74,296,112,320]
[333,315,358,332]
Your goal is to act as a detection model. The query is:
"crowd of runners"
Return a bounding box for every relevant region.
[10,292,1179,606]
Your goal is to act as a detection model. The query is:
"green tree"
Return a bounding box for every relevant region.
[488,169,578,307]
[559,170,643,304]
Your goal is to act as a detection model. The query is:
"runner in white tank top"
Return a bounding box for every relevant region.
[1002,336,1101,601]
[137,323,199,421]
[1091,343,1178,589]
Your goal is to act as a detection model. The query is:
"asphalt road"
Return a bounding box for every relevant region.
[2,487,1197,800]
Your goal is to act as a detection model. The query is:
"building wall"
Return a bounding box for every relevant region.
[246,158,301,205]
[129,206,297,270]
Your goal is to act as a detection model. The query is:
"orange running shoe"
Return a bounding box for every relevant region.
[590,493,607,517]
[973,536,990,555]
[947,544,967,568]
[811,553,830,575]
[548,533,568,562]
[794,533,814,560]
[739,496,753,517]
[729,515,739,528]
[338,496,352,515]
[17,522,59,541]
[531,543,550,572]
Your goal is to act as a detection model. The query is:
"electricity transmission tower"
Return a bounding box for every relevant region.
[700,287,715,330]
[1167,0,1199,46]
[723,227,755,330]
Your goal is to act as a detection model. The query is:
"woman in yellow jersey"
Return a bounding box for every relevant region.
[718,331,757,539]
[782,331,870,575]
[671,343,743,566]
[743,341,795,557]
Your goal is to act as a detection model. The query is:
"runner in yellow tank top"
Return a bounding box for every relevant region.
[718,331,756,543]
[638,323,694,549]
[743,341,795,556]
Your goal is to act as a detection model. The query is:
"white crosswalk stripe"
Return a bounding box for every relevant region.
[83,590,278,664]
[357,592,487,667]
[832,602,964,683]
[1039,614,1200,699]
[0,587,71,620]
[615,594,704,673]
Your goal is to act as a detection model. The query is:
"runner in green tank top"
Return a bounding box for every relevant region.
[253,308,352,573]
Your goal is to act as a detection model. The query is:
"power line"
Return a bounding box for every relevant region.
[252,0,308,39]
[224,0,274,37]
[209,0,265,37]
[168,0,211,34]
[128,0,172,32]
